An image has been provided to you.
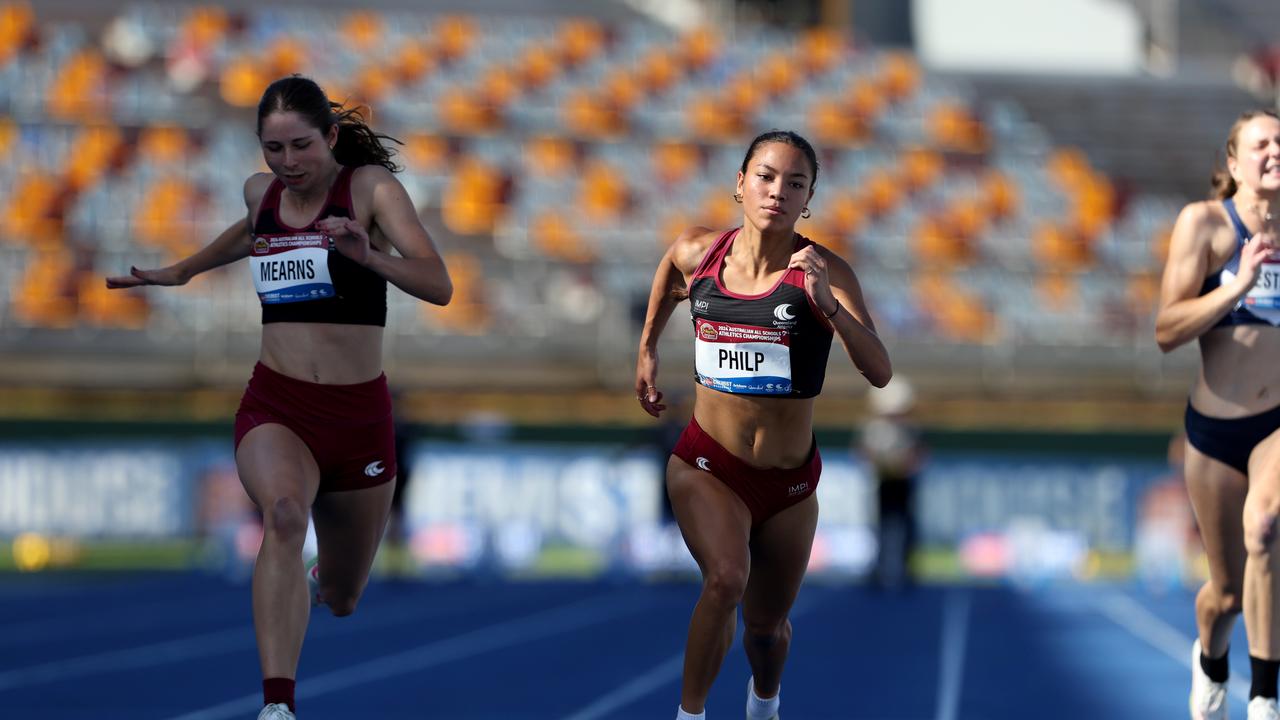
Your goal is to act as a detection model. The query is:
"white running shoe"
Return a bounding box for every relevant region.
[746,677,780,720]
[1191,639,1228,720]
[1249,697,1280,720]
[257,703,296,720]
[305,556,325,608]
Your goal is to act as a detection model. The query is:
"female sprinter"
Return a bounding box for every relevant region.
[635,129,891,719]
[108,75,451,719]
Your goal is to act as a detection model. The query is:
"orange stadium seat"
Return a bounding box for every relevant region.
[391,39,436,84]
[681,27,720,73]
[531,211,595,262]
[879,52,920,103]
[4,172,60,246]
[849,78,886,120]
[403,133,452,174]
[603,69,643,113]
[798,27,845,76]
[354,63,395,104]
[220,54,269,107]
[1071,174,1115,240]
[913,215,972,267]
[47,50,107,121]
[982,170,1019,220]
[804,223,851,260]
[914,271,991,343]
[686,94,745,141]
[479,65,521,109]
[1126,271,1161,316]
[518,43,562,91]
[441,158,505,236]
[1033,222,1093,269]
[861,168,902,217]
[899,147,943,192]
[429,252,491,334]
[651,140,700,186]
[756,52,798,97]
[824,191,867,238]
[434,15,476,64]
[134,179,198,260]
[12,250,76,329]
[438,87,501,134]
[0,2,34,65]
[810,98,871,146]
[557,18,605,69]
[659,210,697,249]
[0,117,14,157]
[1036,272,1079,312]
[947,197,989,243]
[344,10,384,53]
[137,125,189,166]
[180,6,228,50]
[927,102,988,154]
[701,188,740,229]
[65,125,122,193]
[1150,223,1175,265]
[563,90,626,138]
[637,47,681,95]
[267,37,308,78]
[78,271,149,329]
[523,135,578,178]
[580,161,630,221]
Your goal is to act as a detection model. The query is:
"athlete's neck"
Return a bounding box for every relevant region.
[1234,187,1278,228]
[731,223,795,277]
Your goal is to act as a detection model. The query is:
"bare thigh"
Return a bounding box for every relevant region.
[742,494,818,627]
[666,456,753,582]
[1185,442,1247,592]
[235,424,320,513]
[310,478,396,603]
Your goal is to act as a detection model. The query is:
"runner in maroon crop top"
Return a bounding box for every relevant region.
[108,75,452,719]
[635,130,892,720]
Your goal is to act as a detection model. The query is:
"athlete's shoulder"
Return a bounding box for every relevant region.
[669,225,723,275]
[1175,199,1227,233]
[243,172,274,202]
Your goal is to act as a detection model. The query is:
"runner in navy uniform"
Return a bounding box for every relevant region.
[1156,109,1280,720]
[636,130,891,720]
[108,76,451,720]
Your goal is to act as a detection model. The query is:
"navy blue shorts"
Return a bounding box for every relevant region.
[1184,402,1280,475]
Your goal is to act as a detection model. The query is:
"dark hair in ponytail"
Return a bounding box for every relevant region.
[257,75,403,172]
[1209,109,1280,200]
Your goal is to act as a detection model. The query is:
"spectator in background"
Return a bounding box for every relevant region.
[107,75,452,720]
[859,375,925,590]
[1155,109,1280,720]
[635,129,891,720]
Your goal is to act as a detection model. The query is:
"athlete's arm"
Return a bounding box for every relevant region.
[1155,202,1274,352]
[106,175,267,289]
[319,165,452,306]
[790,245,891,388]
[636,226,717,417]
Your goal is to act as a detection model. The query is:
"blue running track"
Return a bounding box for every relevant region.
[0,572,1250,719]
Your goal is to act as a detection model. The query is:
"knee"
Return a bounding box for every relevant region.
[263,497,308,545]
[1201,583,1243,617]
[743,615,791,648]
[1244,502,1280,557]
[701,564,748,609]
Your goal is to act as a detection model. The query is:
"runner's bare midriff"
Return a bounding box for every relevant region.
[260,323,384,385]
[1193,324,1280,417]
[692,384,815,469]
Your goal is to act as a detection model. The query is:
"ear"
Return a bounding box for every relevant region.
[736,171,745,196]
[326,124,339,149]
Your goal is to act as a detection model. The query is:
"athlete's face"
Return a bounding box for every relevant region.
[736,142,815,233]
[259,111,339,193]
[1230,115,1280,196]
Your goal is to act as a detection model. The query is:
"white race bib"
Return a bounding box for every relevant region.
[1227,261,1280,325]
[694,318,792,395]
[250,235,335,304]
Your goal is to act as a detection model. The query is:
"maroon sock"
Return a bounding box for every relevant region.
[263,677,296,713]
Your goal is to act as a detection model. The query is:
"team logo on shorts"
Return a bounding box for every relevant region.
[364,461,385,477]
[695,457,711,471]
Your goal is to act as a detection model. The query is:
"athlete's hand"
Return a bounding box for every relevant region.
[317,216,371,266]
[635,351,665,418]
[1238,230,1279,291]
[787,245,838,319]
[105,265,188,289]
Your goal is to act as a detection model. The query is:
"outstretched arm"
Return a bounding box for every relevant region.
[106,175,267,289]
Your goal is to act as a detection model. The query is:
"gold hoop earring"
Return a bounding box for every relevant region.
[801,207,811,219]
[733,193,743,204]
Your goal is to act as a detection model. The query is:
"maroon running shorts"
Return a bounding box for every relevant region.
[672,415,821,525]
[234,361,397,493]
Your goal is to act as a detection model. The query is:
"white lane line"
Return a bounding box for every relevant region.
[561,594,826,720]
[1092,589,1249,704]
[935,590,971,720]
[0,588,509,690]
[166,588,659,720]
